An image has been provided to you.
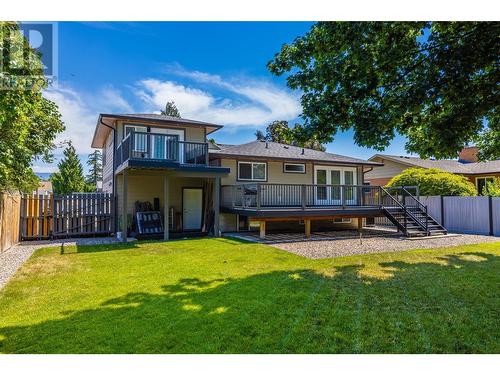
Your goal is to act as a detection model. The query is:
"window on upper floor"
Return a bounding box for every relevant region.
[238,161,267,181]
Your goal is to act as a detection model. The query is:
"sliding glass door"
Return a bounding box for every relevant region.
[314,166,357,206]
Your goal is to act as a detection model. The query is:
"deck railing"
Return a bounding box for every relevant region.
[221,183,383,210]
[115,130,209,168]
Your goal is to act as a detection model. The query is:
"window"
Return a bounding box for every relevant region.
[333,218,352,223]
[284,163,306,173]
[238,162,267,181]
[477,177,495,195]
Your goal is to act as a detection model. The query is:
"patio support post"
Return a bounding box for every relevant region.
[213,176,220,237]
[163,174,169,241]
[122,170,128,242]
[259,221,266,239]
[304,219,311,238]
[358,218,363,233]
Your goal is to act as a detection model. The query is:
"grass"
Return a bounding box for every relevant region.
[0,238,499,353]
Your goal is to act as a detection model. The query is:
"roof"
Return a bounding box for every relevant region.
[91,113,223,148]
[210,140,382,166]
[369,154,500,175]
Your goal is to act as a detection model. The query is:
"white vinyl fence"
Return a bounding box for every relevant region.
[410,196,499,236]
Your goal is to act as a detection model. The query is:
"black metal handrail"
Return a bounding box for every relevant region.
[115,131,209,166]
[221,183,382,210]
[402,187,429,232]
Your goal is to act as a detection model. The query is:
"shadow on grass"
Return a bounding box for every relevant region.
[0,252,498,354]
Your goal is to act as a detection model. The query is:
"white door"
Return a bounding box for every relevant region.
[183,188,203,230]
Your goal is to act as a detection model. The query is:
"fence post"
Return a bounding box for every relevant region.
[440,195,445,227]
[489,196,493,236]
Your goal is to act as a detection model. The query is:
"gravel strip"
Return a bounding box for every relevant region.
[229,230,500,259]
[0,237,119,290]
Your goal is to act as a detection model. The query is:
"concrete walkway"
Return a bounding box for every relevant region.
[0,237,119,290]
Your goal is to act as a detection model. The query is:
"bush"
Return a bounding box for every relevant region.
[386,168,477,196]
[482,177,500,197]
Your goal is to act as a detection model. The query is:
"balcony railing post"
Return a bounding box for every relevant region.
[256,183,261,210]
[205,144,209,165]
[231,186,235,208]
[341,185,346,208]
[147,133,152,158]
[301,185,306,209]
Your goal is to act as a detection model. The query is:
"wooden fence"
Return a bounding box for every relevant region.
[0,193,21,252]
[21,193,114,240]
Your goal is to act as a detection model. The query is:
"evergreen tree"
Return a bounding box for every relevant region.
[161,101,181,118]
[255,130,265,141]
[50,142,87,194]
[85,150,103,192]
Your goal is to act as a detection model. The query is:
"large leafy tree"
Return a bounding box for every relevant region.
[51,143,87,195]
[85,150,103,192]
[0,22,65,192]
[268,22,499,161]
[259,120,326,151]
[161,101,181,118]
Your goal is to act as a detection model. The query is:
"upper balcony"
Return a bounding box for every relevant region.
[114,130,211,172]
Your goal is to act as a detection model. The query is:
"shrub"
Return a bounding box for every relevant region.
[386,168,477,196]
[482,177,500,197]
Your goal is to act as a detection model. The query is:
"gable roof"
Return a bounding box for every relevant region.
[210,140,382,166]
[370,154,500,175]
[91,113,223,148]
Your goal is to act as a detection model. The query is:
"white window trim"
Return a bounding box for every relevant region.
[284,162,306,174]
[333,218,352,224]
[476,176,496,194]
[237,161,267,181]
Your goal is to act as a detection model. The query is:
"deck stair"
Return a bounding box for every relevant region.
[381,187,447,237]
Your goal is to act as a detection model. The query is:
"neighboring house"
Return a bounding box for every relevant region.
[365,147,500,194]
[35,181,52,194]
[91,113,446,241]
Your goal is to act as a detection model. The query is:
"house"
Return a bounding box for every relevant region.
[365,147,500,194]
[91,113,446,241]
[35,180,52,194]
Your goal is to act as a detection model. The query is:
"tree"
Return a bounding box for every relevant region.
[161,101,181,118]
[386,168,477,196]
[261,120,326,151]
[50,143,87,194]
[0,22,65,192]
[268,22,499,161]
[255,130,265,141]
[85,150,102,192]
[482,177,500,197]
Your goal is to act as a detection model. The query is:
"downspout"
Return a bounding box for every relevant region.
[362,166,374,184]
[99,115,118,233]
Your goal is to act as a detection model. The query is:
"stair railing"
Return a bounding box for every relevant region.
[381,187,430,235]
[402,187,429,234]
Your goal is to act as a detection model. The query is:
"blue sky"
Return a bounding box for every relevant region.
[37,21,411,173]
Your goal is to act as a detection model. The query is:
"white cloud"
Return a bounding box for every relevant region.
[32,165,59,173]
[136,67,301,127]
[43,84,134,156]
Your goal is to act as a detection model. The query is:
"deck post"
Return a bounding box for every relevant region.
[301,185,306,209]
[213,176,220,237]
[163,174,169,241]
[236,214,240,232]
[304,218,311,238]
[122,170,128,242]
[259,220,266,239]
[358,217,363,233]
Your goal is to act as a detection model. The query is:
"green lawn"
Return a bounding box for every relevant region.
[0,238,499,353]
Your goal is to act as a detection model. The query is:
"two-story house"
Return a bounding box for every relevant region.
[91,113,447,241]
